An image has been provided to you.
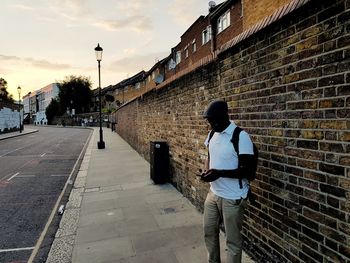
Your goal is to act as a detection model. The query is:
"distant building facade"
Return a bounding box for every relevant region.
[23,83,59,125]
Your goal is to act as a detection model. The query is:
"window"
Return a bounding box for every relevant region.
[135,83,140,89]
[185,48,189,58]
[202,25,212,45]
[152,72,156,80]
[176,51,181,64]
[217,10,230,33]
[192,39,196,52]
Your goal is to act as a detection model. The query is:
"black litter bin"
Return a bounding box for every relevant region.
[150,141,169,184]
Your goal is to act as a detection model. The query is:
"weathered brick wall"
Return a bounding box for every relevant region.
[243,0,292,29]
[115,0,350,262]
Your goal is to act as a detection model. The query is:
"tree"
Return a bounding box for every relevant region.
[104,94,115,113]
[0,78,14,102]
[45,98,60,124]
[58,75,92,115]
[105,94,114,103]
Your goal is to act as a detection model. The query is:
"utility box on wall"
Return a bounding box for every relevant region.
[150,141,169,184]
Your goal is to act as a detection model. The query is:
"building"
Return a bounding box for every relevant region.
[107,0,299,106]
[22,83,59,125]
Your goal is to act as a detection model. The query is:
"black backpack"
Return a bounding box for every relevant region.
[208,126,259,185]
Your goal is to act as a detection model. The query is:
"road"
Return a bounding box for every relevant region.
[0,126,92,263]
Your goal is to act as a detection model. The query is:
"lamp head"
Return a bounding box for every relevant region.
[95,43,103,61]
[17,86,21,95]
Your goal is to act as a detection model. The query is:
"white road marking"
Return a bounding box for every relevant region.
[0,246,35,253]
[7,172,19,181]
[40,153,46,157]
[50,174,69,177]
[0,147,25,157]
[16,174,36,178]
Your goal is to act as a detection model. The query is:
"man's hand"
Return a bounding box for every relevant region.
[199,169,221,182]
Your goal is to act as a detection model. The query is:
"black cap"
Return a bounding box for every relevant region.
[203,100,228,118]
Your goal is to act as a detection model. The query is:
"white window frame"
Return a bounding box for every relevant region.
[217,10,230,34]
[202,25,212,45]
[192,39,196,52]
[185,47,189,58]
[176,51,181,64]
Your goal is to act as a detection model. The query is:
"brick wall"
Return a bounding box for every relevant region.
[114,0,350,262]
[243,0,292,29]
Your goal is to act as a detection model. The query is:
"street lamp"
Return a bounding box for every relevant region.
[17,86,22,133]
[28,92,31,124]
[95,43,105,149]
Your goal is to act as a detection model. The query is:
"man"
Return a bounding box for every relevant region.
[200,100,255,263]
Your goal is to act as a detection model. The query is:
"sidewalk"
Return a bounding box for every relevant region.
[0,127,38,140]
[46,128,255,263]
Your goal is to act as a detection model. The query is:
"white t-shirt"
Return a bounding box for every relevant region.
[204,121,254,200]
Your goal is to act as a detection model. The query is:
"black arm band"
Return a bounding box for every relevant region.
[220,154,255,179]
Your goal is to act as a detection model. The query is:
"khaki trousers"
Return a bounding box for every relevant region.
[204,191,247,263]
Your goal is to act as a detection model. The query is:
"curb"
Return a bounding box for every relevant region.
[0,129,38,140]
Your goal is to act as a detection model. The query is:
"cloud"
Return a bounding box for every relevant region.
[0,55,71,70]
[50,0,90,19]
[168,0,224,26]
[11,4,35,11]
[109,51,169,73]
[93,15,152,32]
[123,48,137,55]
[168,0,205,25]
[47,0,153,32]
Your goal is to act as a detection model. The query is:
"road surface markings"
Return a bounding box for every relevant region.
[28,128,93,263]
[50,174,69,177]
[0,147,25,157]
[7,172,19,181]
[16,174,36,178]
[40,153,47,157]
[0,247,35,253]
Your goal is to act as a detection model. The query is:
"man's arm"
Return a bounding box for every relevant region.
[200,154,255,182]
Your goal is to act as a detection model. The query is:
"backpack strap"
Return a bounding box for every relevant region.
[208,130,215,143]
[207,130,215,162]
[231,126,243,188]
[231,126,243,154]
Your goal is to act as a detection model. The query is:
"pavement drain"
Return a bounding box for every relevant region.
[161,207,177,214]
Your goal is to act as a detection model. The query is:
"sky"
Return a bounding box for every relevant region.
[1,0,224,98]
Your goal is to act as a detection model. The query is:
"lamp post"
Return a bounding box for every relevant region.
[95,43,105,149]
[28,92,31,124]
[17,86,22,133]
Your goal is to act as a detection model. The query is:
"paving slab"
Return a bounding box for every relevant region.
[73,236,135,263]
